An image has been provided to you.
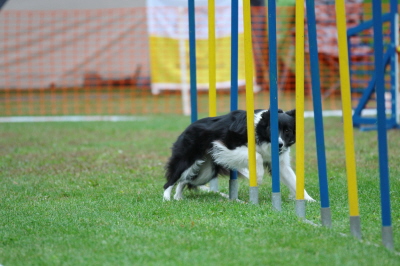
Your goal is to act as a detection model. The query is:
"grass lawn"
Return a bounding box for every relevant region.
[1,115,400,265]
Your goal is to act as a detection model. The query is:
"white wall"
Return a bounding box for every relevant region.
[3,0,147,10]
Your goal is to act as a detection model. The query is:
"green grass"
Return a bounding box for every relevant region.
[1,116,400,265]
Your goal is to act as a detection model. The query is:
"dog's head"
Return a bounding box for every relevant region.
[256,109,296,153]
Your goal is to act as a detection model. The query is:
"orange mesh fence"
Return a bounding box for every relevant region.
[0,5,397,117]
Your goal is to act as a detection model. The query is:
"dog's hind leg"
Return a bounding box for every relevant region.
[174,182,186,200]
[169,159,205,200]
[163,185,174,201]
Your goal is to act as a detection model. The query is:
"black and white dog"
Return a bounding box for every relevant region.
[163,109,315,202]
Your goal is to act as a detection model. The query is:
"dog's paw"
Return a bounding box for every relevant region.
[305,196,316,202]
[173,194,183,200]
[163,195,171,201]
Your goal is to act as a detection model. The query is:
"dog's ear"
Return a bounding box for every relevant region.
[278,109,283,113]
[286,109,295,118]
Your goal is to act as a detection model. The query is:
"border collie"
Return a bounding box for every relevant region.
[163,109,315,202]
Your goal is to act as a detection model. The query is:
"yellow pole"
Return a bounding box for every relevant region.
[335,0,360,218]
[295,0,305,201]
[336,0,361,239]
[208,0,217,117]
[208,0,218,192]
[243,0,257,189]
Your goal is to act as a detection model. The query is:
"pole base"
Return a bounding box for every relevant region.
[382,226,394,250]
[272,192,281,211]
[229,179,238,200]
[321,207,332,227]
[296,199,306,219]
[350,216,362,240]
[249,186,258,205]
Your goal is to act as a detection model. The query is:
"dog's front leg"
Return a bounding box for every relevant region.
[279,153,315,202]
[237,153,264,185]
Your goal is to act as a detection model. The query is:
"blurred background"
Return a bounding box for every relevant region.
[0,0,397,116]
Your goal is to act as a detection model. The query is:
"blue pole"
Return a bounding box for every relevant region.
[389,0,398,126]
[230,0,239,112]
[188,0,198,122]
[305,0,331,226]
[229,0,238,197]
[372,0,393,249]
[267,0,281,210]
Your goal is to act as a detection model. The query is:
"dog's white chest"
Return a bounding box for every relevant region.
[257,142,272,163]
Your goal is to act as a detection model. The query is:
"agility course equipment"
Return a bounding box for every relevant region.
[187,0,394,250]
[305,0,331,227]
[335,0,361,240]
[208,0,219,192]
[349,0,399,131]
[267,0,282,211]
[295,0,306,218]
[229,0,240,201]
[371,0,394,250]
[243,0,259,204]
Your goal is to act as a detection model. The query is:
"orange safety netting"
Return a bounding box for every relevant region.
[0,4,395,116]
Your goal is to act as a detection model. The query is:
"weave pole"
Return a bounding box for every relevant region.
[188,0,198,123]
[305,0,331,227]
[229,0,239,200]
[335,0,361,239]
[243,0,258,204]
[208,0,218,192]
[372,0,394,250]
[267,0,281,211]
[390,0,399,126]
[295,0,306,218]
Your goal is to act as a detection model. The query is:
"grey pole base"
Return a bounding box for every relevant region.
[209,178,218,192]
[382,226,394,250]
[321,207,332,227]
[249,186,258,204]
[229,179,238,200]
[272,192,282,211]
[296,199,306,219]
[350,216,362,240]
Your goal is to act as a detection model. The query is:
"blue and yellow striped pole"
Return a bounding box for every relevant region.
[335,0,361,239]
[243,0,258,204]
[295,0,306,218]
